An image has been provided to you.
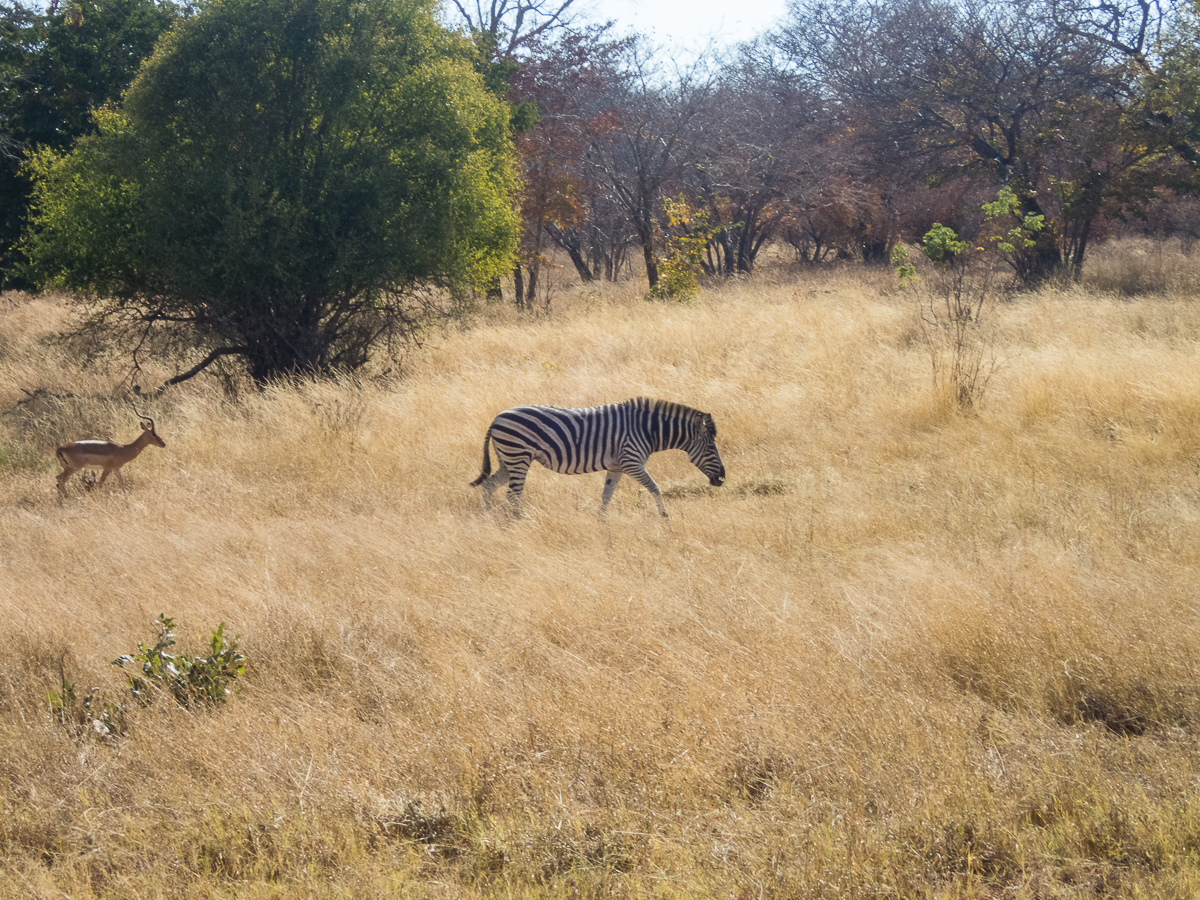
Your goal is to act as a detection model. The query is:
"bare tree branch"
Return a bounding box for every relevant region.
[160,346,250,389]
[446,0,582,57]
[1044,0,1178,67]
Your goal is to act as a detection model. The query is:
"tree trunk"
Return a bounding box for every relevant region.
[635,215,658,289]
[718,230,736,276]
[242,308,327,382]
[861,239,891,264]
[1070,228,1090,282]
[641,238,659,288]
[525,265,538,306]
[737,224,755,274]
[545,224,594,282]
[513,266,526,310]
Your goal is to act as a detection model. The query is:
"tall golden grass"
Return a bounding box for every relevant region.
[3,245,1200,897]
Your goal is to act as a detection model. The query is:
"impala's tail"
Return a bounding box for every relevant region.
[469,428,493,487]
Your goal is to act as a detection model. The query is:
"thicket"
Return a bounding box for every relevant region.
[6,0,1200,386]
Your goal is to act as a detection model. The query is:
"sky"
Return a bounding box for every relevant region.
[580,0,791,55]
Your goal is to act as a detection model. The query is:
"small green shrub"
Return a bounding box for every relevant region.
[912,222,1001,411]
[649,196,721,301]
[47,671,128,740]
[892,245,917,289]
[48,616,246,741]
[922,223,967,266]
[114,615,246,708]
[981,186,1049,283]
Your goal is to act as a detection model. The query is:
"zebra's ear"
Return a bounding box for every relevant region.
[704,413,716,434]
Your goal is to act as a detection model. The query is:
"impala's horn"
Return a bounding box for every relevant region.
[131,403,155,429]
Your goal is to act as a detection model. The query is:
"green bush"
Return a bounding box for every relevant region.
[114,615,246,708]
[49,615,246,741]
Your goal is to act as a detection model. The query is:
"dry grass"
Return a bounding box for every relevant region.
[3,244,1200,897]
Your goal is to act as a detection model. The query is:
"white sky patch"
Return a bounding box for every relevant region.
[583,0,790,54]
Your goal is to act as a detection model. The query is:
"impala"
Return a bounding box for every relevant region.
[56,406,166,497]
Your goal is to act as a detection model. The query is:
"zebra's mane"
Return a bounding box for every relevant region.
[624,397,707,422]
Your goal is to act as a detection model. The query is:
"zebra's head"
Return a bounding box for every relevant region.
[687,412,726,487]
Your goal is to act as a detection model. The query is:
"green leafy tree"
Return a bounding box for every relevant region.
[0,0,179,286]
[1149,2,1200,183]
[21,0,519,384]
[981,186,1047,275]
[892,244,917,288]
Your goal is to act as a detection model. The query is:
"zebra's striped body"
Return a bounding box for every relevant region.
[470,398,726,517]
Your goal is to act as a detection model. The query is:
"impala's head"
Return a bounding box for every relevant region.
[134,407,166,448]
[687,412,725,487]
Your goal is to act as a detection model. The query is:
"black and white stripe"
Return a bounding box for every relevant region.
[470,397,726,517]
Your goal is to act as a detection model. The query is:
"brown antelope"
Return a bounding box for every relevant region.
[56,406,166,497]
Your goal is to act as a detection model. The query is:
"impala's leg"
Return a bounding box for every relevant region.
[98,468,113,488]
[115,469,127,490]
[56,466,76,497]
[599,471,623,518]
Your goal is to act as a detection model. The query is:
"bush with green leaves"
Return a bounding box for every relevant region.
[892,224,967,290]
[921,223,967,267]
[892,245,917,289]
[0,0,180,287]
[47,671,128,740]
[649,196,719,301]
[981,186,1049,283]
[46,619,247,744]
[114,615,246,708]
[910,223,1000,412]
[47,615,245,741]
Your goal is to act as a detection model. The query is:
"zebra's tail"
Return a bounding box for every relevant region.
[469,428,493,487]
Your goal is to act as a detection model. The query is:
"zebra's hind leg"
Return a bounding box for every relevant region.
[482,458,529,518]
[599,471,623,518]
[505,463,530,518]
[479,463,509,511]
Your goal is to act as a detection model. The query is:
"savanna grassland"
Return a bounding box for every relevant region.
[4,242,1200,898]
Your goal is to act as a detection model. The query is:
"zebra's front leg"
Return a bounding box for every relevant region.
[599,471,623,518]
[627,465,669,517]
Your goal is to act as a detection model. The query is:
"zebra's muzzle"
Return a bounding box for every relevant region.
[709,472,726,487]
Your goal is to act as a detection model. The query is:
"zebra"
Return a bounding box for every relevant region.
[470,397,726,517]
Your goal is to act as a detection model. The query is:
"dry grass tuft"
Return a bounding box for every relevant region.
[2,241,1200,897]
